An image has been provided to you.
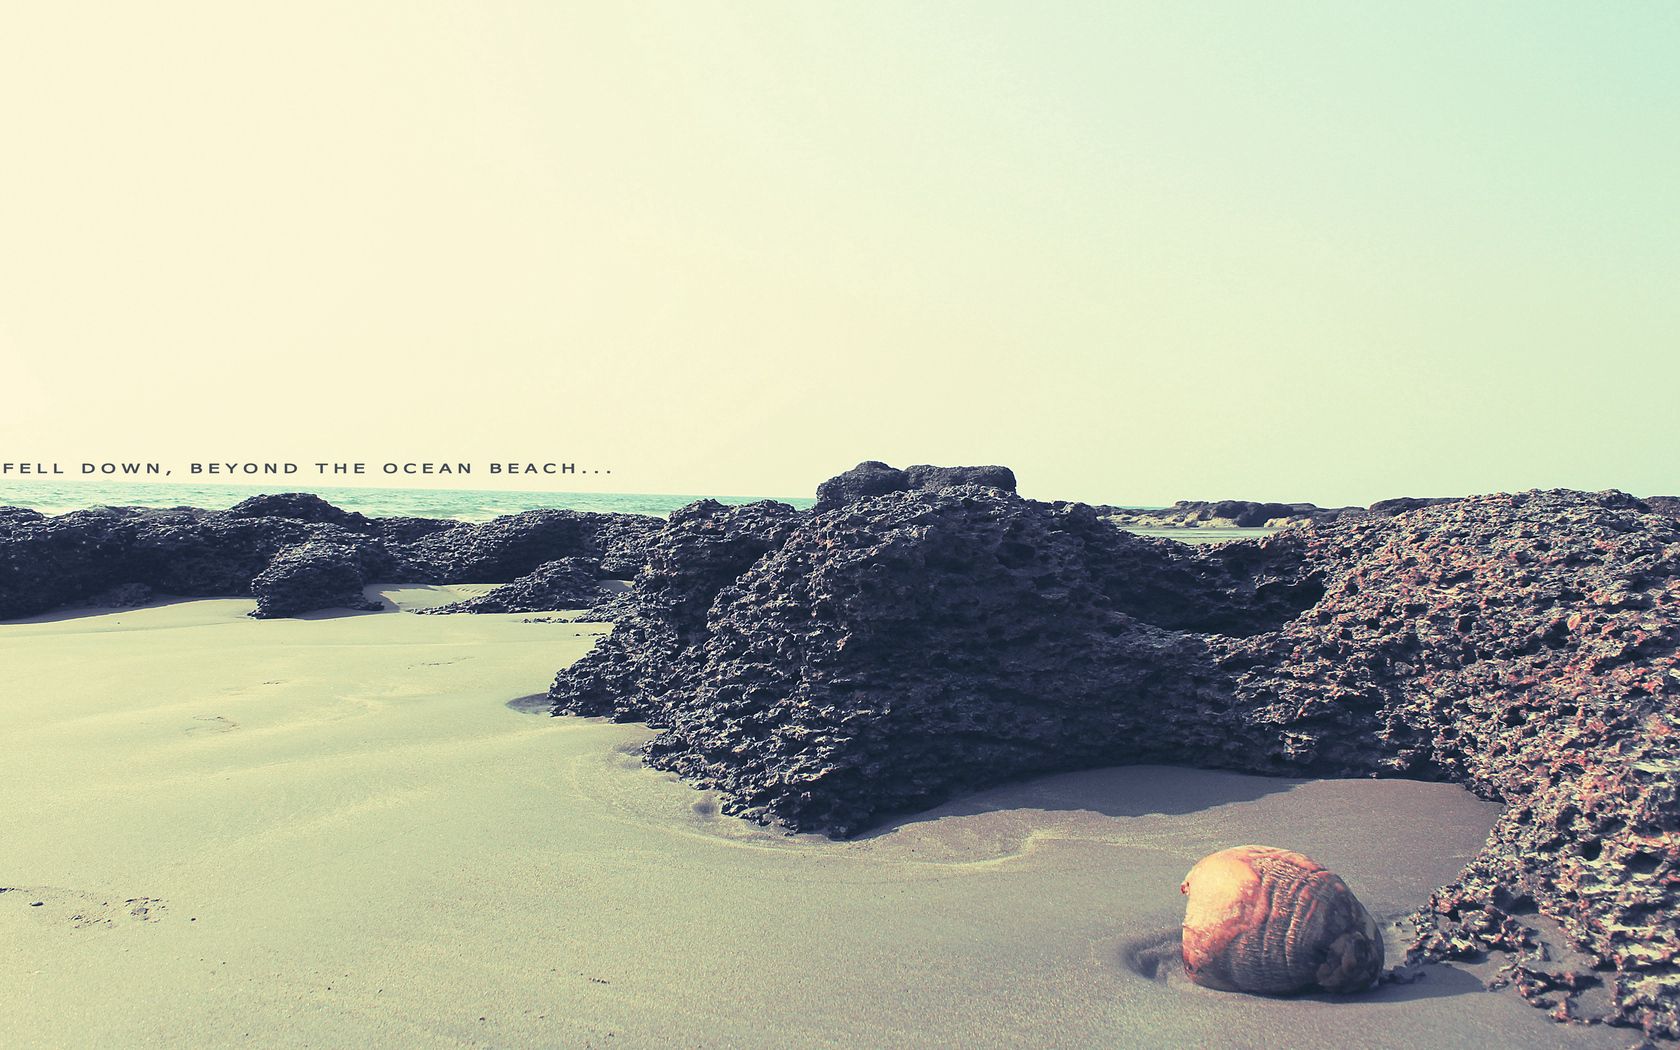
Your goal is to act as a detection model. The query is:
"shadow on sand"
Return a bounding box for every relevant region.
[506,693,552,715]
[858,764,1307,839]
[0,593,206,625]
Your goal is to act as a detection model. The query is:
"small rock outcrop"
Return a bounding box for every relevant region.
[1644,495,1680,522]
[1366,495,1461,516]
[418,558,607,614]
[813,460,1017,512]
[250,542,384,618]
[227,492,370,528]
[395,508,660,583]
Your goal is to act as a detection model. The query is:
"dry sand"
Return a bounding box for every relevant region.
[0,590,1633,1049]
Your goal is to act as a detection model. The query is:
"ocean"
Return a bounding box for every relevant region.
[0,480,1263,542]
[0,480,816,521]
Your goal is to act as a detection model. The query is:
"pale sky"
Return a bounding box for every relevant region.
[1,2,1675,506]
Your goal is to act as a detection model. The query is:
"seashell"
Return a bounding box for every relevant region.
[1179,844,1383,995]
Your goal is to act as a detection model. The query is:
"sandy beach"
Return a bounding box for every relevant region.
[0,591,1635,1049]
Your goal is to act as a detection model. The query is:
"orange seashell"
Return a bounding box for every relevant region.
[1180,845,1383,995]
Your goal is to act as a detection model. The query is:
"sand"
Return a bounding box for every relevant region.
[0,591,1632,1049]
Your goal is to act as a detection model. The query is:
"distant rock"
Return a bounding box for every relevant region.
[227,492,370,528]
[1366,495,1460,516]
[249,541,383,619]
[553,487,1323,830]
[1643,495,1680,521]
[813,461,1017,512]
[418,558,606,614]
[0,498,661,620]
[812,462,909,512]
[1101,499,1362,530]
[550,498,803,722]
[903,463,1018,494]
[395,509,652,582]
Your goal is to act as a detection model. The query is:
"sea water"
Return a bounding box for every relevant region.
[0,480,1264,544]
[0,479,816,521]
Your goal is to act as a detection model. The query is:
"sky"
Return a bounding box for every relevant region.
[0,2,1675,506]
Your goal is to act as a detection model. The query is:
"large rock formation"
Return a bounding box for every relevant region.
[0,495,661,620]
[1098,495,1468,530]
[549,471,1680,1039]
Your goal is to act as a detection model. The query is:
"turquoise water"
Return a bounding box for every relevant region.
[0,480,816,521]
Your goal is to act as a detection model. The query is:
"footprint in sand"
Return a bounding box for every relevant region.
[185,715,238,736]
[1,886,167,928]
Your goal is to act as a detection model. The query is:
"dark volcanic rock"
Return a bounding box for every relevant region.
[554,489,1319,828]
[0,508,145,618]
[903,463,1018,495]
[395,509,657,583]
[596,514,665,578]
[547,482,1680,1038]
[0,497,660,621]
[813,461,908,512]
[1224,491,1679,1037]
[130,516,379,595]
[1644,495,1680,522]
[1209,500,1298,527]
[87,583,156,608]
[812,461,1017,512]
[1101,499,1363,530]
[550,499,803,721]
[631,491,1265,833]
[250,542,384,618]
[228,492,370,528]
[369,516,463,545]
[419,558,606,614]
[1367,495,1461,516]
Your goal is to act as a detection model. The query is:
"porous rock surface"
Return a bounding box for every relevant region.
[1099,495,1466,530]
[550,471,1680,1038]
[228,492,371,528]
[551,498,803,721]
[812,460,1016,512]
[1645,496,1680,522]
[417,558,607,615]
[250,542,384,618]
[1101,498,1337,529]
[0,496,660,620]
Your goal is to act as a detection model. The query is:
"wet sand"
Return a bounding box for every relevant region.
[0,590,1629,1048]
